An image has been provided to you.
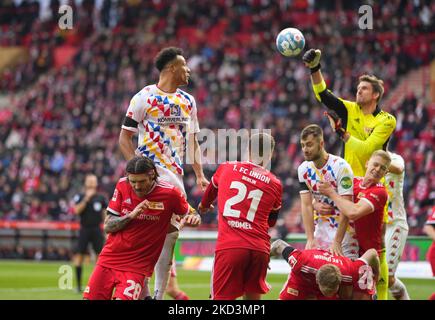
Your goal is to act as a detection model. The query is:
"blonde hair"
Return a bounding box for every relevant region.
[359,74,384,103]
[371,149,391,167]
[316,264,342,296]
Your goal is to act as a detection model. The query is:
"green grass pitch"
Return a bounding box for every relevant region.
[0,260,433,300]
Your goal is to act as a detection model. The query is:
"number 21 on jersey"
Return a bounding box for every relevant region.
[223,181,264,222]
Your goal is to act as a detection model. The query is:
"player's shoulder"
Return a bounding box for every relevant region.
[378,109,396,124]
[129,85,157,107]
[116,177,129,187]
[297,160,310,171]
[378,109,395,119]
[328,154,351,169]
[377,185,388,198]
[218,160,244,171]
[114,177,131,194]
[222,160,238,167]
[374,181,387,190]
[342,99,359,112]
[353,176,364,186]
[133,84,156,98]
[176,88,196,104]
[369,183,388,200]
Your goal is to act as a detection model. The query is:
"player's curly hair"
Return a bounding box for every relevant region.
[154,47,183,71]
[126,156,159,181]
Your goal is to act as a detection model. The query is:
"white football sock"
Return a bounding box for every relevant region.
[390,277,410,300]
[154,230,179,300]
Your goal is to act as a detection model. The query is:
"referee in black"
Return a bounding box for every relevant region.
[72,174,107,293]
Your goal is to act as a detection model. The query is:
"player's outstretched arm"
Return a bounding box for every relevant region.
[331,197,352,257]
[303,48,349,119]
[300,192,317,249]
[387,156,404,175]
[361,248,380,283]
[199,177,218,213]
[119,128,137,161]
[318,181,373,221]
[189,133,209,191]
[302,49,322,82]
[104,214,134,233]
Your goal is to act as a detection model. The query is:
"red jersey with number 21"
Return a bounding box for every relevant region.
[98,178,189,277]
[211,161,282,254]
[353,177,388,255]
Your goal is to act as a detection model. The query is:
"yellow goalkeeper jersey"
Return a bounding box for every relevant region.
[312,80,396,177]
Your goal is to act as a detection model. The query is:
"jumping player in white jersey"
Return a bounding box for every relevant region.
[298,124,359,259]
[385,151,410,300]
[119,47,209,300]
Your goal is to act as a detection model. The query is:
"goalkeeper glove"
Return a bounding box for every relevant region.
[302,49,322,73]
[324,110,347,140]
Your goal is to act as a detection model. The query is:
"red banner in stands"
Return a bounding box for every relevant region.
[54,45,78,69]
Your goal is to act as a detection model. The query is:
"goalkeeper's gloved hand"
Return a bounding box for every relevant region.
[302,49,322,73]
[324,110,346,139]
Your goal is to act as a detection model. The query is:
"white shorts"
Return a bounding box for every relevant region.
[156,166,187,230]
[385,220,409,276]
[314,218,359,260]
[156,166,186,197]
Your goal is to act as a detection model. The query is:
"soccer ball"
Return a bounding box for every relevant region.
[276,28,305,57]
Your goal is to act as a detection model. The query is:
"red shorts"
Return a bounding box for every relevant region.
[211,248,270,300]
[83,264,145,300]
[279,272,322,300]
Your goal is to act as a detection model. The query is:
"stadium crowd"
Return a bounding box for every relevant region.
[0,0,434,242]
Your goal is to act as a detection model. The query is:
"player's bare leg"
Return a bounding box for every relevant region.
[166,274,189,300]
[154,227,178,300]
[388,275,410,300]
